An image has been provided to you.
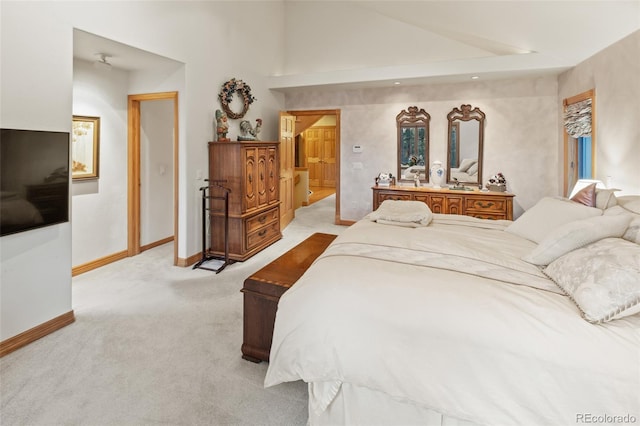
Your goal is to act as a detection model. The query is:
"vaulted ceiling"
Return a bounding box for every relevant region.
[273,0,640,90]
[73,1,640,91]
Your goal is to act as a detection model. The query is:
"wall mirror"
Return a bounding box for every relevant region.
[446,105,485,185]
[563,89,595,196]
[397,106,430,182]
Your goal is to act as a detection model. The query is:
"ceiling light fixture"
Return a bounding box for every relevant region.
[393,81,401,85]
[94,53,112,71]
[471,76,479,80]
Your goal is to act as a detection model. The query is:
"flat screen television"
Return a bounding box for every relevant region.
[1,128,70,237]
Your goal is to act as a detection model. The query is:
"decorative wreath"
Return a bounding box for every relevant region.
[218,78,257,119]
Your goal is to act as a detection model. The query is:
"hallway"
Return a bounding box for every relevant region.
[308,186,335,205]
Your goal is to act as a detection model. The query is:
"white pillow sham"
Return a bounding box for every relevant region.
[616,195,640,214]
[595,188,619,209]
[522,214,631,266]
[603,205,640,245]
[505,197,602,243]
[457,158,476,173]
[466,162,479,176]
[544,238,640,323]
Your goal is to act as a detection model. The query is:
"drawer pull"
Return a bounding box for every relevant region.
[248,174,252,183]
[258,229,267,237]
[260,172,264,181]
[477,201,494,208]
[270,171,274,178]
[258,215,267,223]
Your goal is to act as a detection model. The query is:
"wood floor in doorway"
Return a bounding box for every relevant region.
[308,186,335,205]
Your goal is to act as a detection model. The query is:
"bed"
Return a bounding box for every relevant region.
[264,193,640,426]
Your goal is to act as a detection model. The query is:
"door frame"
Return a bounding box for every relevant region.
[287,109,343,225]
[127,91,179,265]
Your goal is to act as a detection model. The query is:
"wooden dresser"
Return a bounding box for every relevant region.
[208,141,281,261]
[372,185,514,220]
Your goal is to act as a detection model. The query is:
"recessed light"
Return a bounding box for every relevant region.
[393,81,401,85]
[471,76,479,80]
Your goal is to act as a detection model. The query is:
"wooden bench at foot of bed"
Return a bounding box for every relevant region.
[241,232,337,363]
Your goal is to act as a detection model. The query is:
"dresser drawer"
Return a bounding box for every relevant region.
[246,208,279,233]
[465,197,507,213]
[468,212,507,220]
[246,221,280,251]
[378,192,412,203]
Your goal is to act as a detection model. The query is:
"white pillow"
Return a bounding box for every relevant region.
[544,238,640,323]
[616,195,640,214]
[595,188,619,209]
[522,214,631,265]
[466,162,479,176]
[457,158,476,173]
[505,197,602,243]
[604,205,640,244]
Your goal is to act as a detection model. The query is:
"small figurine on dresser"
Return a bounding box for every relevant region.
[238,118,262,141]
[215,109,230,142]
[486,172,507,191]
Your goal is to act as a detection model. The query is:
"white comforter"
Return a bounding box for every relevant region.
[265,215,640,425]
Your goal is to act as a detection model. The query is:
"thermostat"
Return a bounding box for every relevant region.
[353,145,363,153]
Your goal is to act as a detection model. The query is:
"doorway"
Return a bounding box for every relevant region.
[128,92,179,265]
[288,109,342,224]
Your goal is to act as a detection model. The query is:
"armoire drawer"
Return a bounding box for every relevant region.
[246,208,279,233]
[246,221,281,251]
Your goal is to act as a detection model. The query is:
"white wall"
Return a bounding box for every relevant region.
[72,59,129,266]
[1,3,74,340]
[285,76,559,220]
[1,1,285,341]
[140,100,174,246]
[558,31,640,196]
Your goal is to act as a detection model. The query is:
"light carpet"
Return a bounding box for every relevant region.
[1,195,347,426]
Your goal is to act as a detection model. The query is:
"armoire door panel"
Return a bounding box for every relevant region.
[244,148,257,211]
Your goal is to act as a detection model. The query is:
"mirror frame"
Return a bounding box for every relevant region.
[397,106,430,183]
[446,104,485,185]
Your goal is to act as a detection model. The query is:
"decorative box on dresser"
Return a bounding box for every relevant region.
[208,141,281,261]
[372,186,514,220]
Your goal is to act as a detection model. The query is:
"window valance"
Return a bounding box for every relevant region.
[564,98,592,137]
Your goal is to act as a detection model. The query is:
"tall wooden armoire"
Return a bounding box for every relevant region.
[208,141,281,261]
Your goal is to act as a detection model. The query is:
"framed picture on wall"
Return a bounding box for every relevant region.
[71,115,100,180]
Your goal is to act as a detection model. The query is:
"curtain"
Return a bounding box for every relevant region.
[564,98,592,137]
[578,136,592,179]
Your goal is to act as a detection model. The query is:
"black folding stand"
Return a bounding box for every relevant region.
[192,180,233,274]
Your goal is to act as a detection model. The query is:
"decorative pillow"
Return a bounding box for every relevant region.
[466,162,479,176]
[505,197,602,243]
[624,217,640,244]
[457,158,476,173]
[522,214,631,265]
[570,182,596,207]
[595,188,619,209]
[616,195,640,214]
[544,238,640,323]
[603,205,640,244]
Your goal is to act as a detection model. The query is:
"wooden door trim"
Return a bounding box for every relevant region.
[287,109,341,225]
[127,91,179,265]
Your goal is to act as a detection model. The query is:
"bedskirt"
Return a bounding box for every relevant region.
[308,382,480,426]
